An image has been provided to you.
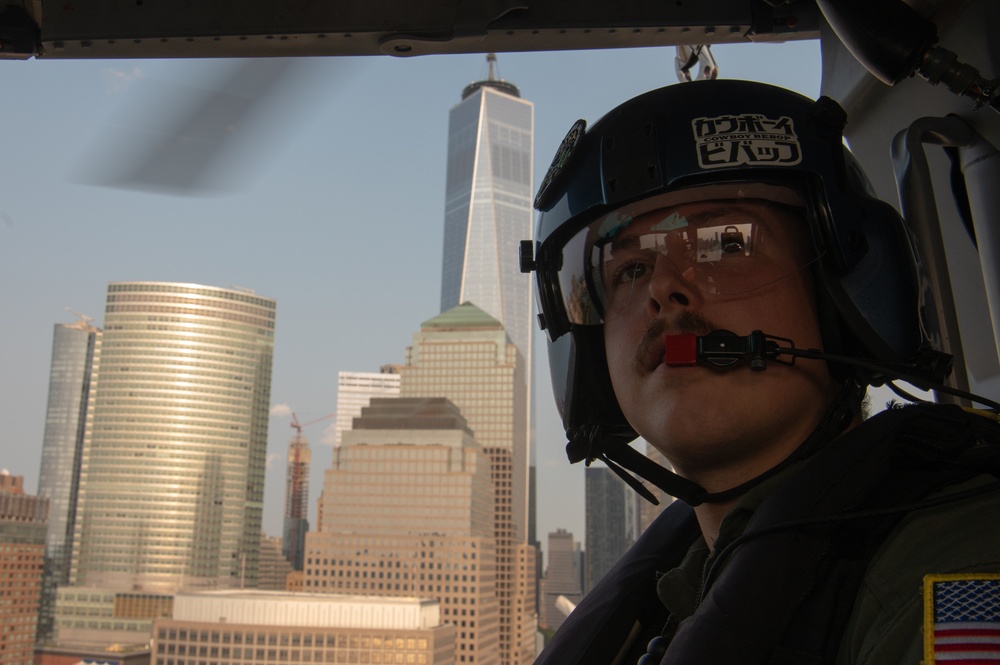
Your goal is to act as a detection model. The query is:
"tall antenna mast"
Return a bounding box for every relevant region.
[487,52,497,81]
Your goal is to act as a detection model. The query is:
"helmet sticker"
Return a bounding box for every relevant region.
[692,114,802,169]
[534,119,587,209]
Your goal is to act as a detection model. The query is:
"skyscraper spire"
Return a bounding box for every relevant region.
[487,52,497,80]
[461,52,521,99]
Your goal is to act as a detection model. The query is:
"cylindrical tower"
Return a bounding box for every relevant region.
[70,282,276,593]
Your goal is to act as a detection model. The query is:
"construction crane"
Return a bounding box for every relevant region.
[289,412,337,438]
[64,308,95,328]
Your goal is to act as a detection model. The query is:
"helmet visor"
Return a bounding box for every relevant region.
[556,183,823,325]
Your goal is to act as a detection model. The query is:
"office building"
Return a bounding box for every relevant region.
[402,304,529,540]
[257,534,293,591]
[538,530,582,632]
[440,54,534,369]
[53,587,173,648]
[34,317,101,643]
[306,397,500,664]
[584,467,641,593]
[152,591,454,665]
[69,282,276,593]
[37,319,100,583]
[333,366,401,446]
[400,304,536,665]
[0,472,49,664]
[440,53,538,561]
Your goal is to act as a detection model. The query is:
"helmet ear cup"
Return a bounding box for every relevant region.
[815,271,854,384]
[820,196,922,365]
[547,326,635,449]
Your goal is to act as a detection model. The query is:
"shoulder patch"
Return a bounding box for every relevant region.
[924,573,1000,663]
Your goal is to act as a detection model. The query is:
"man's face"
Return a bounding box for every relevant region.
[600,196,840,485]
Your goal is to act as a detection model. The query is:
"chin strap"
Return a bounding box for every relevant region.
[567,383,863,506]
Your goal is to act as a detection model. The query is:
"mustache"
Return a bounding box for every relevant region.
[632,311,717,375]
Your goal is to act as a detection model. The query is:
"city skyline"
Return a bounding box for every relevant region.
[2,44,825,553]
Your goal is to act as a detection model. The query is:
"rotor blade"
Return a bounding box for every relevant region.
[78,58,314,195]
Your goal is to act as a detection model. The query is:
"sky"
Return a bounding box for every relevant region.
[0,41,824,555]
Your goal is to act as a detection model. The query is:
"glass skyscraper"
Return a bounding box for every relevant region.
[37,320,100,583]
[584,467,641,594]
[36,319,100,643]
[440,57,538,561]
[69,282,276,593]
[440,55,534,380]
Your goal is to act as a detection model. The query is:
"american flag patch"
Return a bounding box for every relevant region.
[924,574,1000,664]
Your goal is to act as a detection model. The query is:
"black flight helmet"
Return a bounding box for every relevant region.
[526,80,927,481]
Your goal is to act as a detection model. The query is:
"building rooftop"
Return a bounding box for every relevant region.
[459,53,520,100]
[171,591,443,629]
[354,397,473,435]
[461,78,521,100]
[420,302,502,331]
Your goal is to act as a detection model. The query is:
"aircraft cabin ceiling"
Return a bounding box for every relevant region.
[2,0,821,59]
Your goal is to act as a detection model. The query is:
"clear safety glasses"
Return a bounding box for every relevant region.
[555,183,823,325]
